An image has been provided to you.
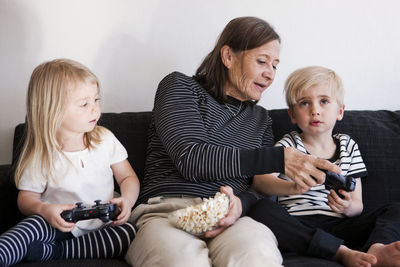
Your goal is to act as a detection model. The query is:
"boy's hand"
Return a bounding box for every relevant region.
[41,203,76,232]
[327,189,352,215]
[110,197,133,225]
[291,182,309,195]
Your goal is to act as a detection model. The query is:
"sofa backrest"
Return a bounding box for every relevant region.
[269,109,400,211]
[12,109,400,212]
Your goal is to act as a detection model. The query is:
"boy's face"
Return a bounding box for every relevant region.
[288,83,345,137]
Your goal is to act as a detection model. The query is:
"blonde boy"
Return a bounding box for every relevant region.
[249,66,400,267]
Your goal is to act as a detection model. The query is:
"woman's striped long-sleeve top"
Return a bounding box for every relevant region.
[138,72,284,204]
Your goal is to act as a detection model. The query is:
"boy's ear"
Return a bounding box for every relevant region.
[287,108,297,124]
[221,45,234,69]
[337,104,345,121]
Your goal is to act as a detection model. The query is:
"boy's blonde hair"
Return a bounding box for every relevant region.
[15,59,105,186]
[284,66,344,108]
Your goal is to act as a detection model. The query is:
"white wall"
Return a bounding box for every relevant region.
[1,0,399,164]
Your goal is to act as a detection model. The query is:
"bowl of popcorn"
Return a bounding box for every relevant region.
[168,192,230,235]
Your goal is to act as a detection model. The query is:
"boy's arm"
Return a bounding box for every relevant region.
[328,178,363,217]
[253,172,308,196]
[111,159,140,224]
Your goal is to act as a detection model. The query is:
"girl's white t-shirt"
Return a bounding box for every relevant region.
[18,129,128,236]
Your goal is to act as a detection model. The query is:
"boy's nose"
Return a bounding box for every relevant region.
[311,105,320,116]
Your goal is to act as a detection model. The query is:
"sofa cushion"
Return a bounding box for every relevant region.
[269,109,400,211]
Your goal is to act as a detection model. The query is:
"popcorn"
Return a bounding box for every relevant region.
[168,192,230,235]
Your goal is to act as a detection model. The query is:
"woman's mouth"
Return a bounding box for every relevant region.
[254,82,267,92]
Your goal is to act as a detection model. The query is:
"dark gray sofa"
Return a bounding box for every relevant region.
[1,109,399,266]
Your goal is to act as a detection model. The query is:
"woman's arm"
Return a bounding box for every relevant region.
[17,190,75,231]
[111,159,140,225]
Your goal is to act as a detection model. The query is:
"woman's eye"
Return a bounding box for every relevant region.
[257,59,266,65]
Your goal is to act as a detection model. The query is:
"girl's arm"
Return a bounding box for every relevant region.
[327,178,363,217]
[111,159,140,225]
[17,190,75,231]
[252,173,309,196]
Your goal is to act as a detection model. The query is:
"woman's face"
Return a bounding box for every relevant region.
[223,40,280,101]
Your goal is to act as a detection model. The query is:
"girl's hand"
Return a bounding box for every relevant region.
[109,197,133,225]
[327,190,352,215]
[41,203,76,232]
[204,186,242,238]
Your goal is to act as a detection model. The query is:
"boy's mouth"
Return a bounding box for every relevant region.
[310,120,321,126]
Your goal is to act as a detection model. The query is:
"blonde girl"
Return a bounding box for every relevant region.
[0,59,140,266]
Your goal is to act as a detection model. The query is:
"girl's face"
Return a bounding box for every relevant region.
[223,40,280,101]
[59,81,101,138]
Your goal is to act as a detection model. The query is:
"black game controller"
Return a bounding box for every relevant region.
[61,200,121,223]
[323,170,356,194]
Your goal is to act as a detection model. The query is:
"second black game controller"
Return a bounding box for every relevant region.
[323,170,356,194]
[61,200,121,223]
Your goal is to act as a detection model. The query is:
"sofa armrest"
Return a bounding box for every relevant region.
[0,164,21,234]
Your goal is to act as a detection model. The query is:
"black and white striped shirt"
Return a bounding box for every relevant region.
[276,131,368,217]
[138,72,284,204]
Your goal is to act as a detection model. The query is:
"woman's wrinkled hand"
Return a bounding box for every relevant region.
[284,147,342,190]
[204,186,242,238]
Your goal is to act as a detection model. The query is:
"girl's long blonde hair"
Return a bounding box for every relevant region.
[14,59,104,186]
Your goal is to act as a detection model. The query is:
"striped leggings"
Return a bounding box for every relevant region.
[0,215,136,267]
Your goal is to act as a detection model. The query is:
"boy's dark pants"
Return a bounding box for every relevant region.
[249,198,400,259]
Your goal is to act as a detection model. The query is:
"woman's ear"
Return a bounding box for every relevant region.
[287,108,297,124]
[337,104,345,121]
[220,45,234,69]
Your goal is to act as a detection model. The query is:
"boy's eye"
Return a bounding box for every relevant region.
[299,101,309,107]
[321,99,329,105]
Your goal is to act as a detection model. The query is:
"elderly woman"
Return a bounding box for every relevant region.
[125,16,340,267]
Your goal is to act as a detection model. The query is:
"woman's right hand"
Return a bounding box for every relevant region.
[40,203,76,232]
[284,147,342,191]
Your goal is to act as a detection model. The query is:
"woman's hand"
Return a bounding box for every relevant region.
[204,186,242,238]
[284,147,342,190]
[110,197,133,225]
[41,203,76,232]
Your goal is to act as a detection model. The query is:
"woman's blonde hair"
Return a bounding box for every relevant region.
[284,66,344,108]
[14,58,104,186]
